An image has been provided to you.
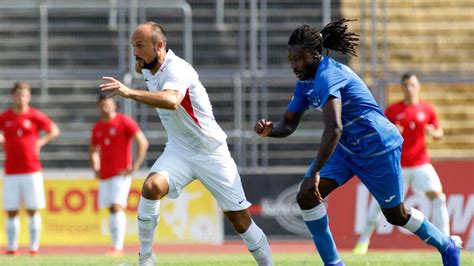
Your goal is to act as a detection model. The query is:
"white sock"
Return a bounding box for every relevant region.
[137,196,160,255]
[358,199,382,244]
[239,221,273,266]
[7,217,20,251]
[403,207,424,232]
[29,214,42,251]
[431,194,450,236]
[110,211,127,250]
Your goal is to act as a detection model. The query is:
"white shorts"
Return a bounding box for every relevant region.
[403,163,443,196]
[98,175,132,209]
[149,143,251,211]
[3,172,46,211]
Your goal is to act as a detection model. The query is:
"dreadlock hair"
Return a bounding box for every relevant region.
[288,18,359,58]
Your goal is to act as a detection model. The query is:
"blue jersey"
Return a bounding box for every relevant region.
[287,56,403,157]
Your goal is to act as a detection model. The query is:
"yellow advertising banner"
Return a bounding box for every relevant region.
[0,178,223,246]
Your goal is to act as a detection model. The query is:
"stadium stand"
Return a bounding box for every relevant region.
[0,0,472,170]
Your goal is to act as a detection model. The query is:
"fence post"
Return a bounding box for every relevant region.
[249,0,259,168]
[233,72,243,167]
[322,0,331,25]
[182,2,193,64]
[370,0,378,92]
[39,2,49,97]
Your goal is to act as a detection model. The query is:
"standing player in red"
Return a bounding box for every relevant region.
[353,73,450,255]
[89,95,149,255]
[0,81,60,255]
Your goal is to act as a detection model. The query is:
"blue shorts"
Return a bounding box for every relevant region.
[305,145,404,209]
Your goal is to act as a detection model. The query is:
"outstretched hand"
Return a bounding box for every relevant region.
[100,77,133,98]
[254,119,273,137]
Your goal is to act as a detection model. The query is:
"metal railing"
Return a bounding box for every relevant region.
[1,0,473,171]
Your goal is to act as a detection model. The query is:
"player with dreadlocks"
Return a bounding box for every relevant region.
[254,18,462,266]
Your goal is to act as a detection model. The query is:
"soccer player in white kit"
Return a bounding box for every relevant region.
[353,73,450,255]
[100,22,273,266]
[0,81,60,255]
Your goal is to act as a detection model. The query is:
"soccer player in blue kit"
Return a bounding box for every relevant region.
[254,19,462,266]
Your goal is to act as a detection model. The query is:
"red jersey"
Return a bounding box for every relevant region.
[0,107,53,174]
[385,100,440,167]
[91,113,140,180]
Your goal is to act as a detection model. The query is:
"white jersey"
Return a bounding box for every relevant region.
[142,50,227,153]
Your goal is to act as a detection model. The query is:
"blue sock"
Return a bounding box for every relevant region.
[301,205,340,264]
[403,208,449,252]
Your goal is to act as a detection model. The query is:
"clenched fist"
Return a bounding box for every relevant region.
[254,119,273,137]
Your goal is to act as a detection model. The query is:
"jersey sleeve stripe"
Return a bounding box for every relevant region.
[180,88,202,128]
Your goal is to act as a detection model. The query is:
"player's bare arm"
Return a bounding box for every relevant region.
[255,111,304,138]
[88,144,100,178]
[307,96,342,178]
[100,77,184,110]
[425,124,443,140]
[121,130,149,176]
[36,122,60,155]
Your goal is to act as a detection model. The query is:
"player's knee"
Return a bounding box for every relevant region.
[426,191,444,201]
[6,211,19,218]
[141,174,168,200]
[26,209,39,217]
[296,189,321,209]
[109,204,123,213]
[230,218,251,234]
[225,210,252,234]
[385,215,405,226]
[431,192,446,205]
[382,205,410,226]
[384,211,409,226]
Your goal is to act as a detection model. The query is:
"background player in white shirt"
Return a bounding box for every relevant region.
[100,22,273,266]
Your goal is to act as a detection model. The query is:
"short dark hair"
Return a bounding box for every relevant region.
[97,93,114,102]
[288,18,359,58]
[11,81,32,94]
[401,72,418,83]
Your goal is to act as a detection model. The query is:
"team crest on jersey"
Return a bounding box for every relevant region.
[416,111,426,122]
[304,87,321,109]
[23,119,32,129]
[395,113,406,120]
[310,97,321,109]
[109,127,116,136]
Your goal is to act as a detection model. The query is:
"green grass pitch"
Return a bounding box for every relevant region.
[0,251,473,265]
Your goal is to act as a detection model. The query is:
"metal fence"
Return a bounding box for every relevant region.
[0,0,473,171]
